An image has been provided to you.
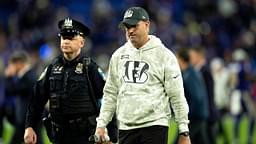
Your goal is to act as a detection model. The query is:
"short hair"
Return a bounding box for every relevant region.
[9,51,29,63]
[176,48,190,63]
[190,46,206,56]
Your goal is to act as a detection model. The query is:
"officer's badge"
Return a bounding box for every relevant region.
[64,18,73,28]
[53,65,64,74]
[75,63,83,74]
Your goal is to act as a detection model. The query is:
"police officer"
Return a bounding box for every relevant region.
[24,18,117,144]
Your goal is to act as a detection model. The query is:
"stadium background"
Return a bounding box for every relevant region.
[0,0,256,143]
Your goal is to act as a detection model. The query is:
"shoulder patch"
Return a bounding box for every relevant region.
[38,67,48,81]
[98,67,106,81]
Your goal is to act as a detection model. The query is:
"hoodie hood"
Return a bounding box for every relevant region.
[125,35,164,51]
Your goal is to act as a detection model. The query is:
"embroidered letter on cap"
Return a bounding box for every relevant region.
[124,10,133,19]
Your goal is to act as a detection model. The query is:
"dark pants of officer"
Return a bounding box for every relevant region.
[53,134,90,144]
[119,125,168,144]
[50,115,94,144]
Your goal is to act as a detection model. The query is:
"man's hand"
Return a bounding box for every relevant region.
[178,135,191,144]
[24,127,37,144]
[95,127,110,143]
[5,63,17,77]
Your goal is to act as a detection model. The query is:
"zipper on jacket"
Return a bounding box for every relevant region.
[63,71,69,97]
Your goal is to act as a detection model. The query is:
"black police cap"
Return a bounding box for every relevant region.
[58,18,90,37]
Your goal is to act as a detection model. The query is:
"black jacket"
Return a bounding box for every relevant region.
[25,54,117,142]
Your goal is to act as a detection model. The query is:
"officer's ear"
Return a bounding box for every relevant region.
[79,37,85,48]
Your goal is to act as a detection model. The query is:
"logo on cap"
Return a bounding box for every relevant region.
[64,18,73,27]
[124,10,133,19]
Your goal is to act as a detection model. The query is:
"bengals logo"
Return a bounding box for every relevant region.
[123,61,149,83]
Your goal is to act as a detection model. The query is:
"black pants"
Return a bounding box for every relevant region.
[189,120,209,144]
[50,116,92,144]
[119,125,168,144]
[11,98,43,144]
[51,124,91,144]
[53,135,90,144]
[207,120,218,144]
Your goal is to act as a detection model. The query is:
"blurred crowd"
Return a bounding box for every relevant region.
[0,0,256,143]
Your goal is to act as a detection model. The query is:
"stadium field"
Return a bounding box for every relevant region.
[2,115,255,144]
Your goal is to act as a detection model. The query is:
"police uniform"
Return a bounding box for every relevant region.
[25,18,117,144]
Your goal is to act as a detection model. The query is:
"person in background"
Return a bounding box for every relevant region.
[95,6,191,144]
[210,58,231,144]
[230,48,255,144]
[249,78,256,144]
[5,51,43,144]
[0,58,5,143]
[176,48,209,144]
[189,46,219,144]
[24,18,117,144]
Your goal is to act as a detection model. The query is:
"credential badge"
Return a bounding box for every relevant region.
[64,18,73,27]
[124,10,133,19]
[75,63,83,74]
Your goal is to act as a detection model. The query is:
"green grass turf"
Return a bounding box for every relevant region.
[2,115,256,144]
[2,119,51,144]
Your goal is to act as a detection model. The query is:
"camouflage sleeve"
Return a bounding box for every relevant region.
[164,52,190,133]
[96,56,118,128]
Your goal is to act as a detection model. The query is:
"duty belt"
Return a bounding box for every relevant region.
[51,112,95,123]
[51,116,90,137]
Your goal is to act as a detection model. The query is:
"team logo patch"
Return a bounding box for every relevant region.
[121,55,129,59]
[123,61,149,83]
[124,10,133,19]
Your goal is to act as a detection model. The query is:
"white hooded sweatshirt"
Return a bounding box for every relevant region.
[97,35,189,132]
